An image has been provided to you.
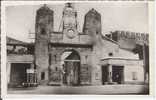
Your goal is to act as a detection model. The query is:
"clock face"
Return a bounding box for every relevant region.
[66,29,75,39]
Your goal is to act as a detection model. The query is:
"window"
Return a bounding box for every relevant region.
[49,54,52,65]
[54,55,57,63]
[41,28,46,35]
[41,72,45,80]
[86,67,88,71]
[132,72,137,80]
[96,31,98,35]
[85,55,88,63]
[108,52,113,56]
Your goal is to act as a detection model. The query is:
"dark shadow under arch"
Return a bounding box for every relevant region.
[61,49,81,86]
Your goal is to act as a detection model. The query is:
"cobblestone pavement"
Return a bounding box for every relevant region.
[8,84,149,95]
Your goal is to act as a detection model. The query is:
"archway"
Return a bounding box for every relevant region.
[61,49,80,86]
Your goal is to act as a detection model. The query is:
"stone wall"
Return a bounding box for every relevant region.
[48,45,92,85]
[7,55,34,62]
[124,65,144,84]
[35,5,54,85]
[105,31,149,82]
[50,32,92,45]
[82,9,102,85]
[108,31,149,49]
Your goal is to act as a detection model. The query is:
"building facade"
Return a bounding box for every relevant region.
[7,3,148,87]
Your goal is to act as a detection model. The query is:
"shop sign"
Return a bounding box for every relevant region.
[27,69,34,73]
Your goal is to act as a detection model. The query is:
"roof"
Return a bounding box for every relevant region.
[100,34,119,45]
[100,34,137,53]
[7,36,34,46]
[86,8,101,16]
[38,4,52,12]
[7,36,28,44]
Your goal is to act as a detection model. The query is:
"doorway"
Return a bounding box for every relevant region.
[10,63,31,87]
[112,66,124,84]
[61,50,80,86]
[102,66,108,85]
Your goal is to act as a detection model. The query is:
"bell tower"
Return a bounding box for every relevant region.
[62,3,78,40]
[35,5,53,84]
[83,8,101,44]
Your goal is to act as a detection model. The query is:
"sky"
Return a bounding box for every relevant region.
[6,2,148,42]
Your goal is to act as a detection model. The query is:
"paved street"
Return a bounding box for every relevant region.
[8,84,149,95]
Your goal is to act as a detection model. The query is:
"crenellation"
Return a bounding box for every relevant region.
[111,30,149,45]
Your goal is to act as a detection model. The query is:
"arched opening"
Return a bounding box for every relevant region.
[61,49,80,86]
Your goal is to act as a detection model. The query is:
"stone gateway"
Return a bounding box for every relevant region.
[7,3,148,87]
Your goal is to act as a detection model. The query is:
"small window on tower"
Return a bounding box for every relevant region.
[108,52,113,56]
[41,72,45,80]
[54,55,57,63]
[41,28,46,35]
[96,31,98,35]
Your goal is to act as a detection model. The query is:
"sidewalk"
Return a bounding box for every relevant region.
[8,84,149,95]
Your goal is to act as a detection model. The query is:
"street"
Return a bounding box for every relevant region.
[8,84,149,95]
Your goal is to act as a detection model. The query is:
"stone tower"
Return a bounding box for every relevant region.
[35,5,53,84]
[62,3,78,41]
[83,8,101,44]
[83,8,102,85]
